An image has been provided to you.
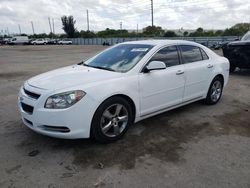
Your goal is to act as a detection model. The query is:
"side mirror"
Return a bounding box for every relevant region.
[143,61,166,73]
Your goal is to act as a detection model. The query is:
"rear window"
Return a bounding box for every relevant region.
[180,45,203,63]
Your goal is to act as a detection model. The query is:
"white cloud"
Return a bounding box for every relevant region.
[0,0,249,34]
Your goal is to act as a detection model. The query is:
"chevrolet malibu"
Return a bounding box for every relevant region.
[18,40,229,143]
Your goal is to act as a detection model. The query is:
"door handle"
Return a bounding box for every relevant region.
[207,64,213,68]
[176,70,184,75]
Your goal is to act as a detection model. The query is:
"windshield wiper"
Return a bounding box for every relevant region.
[83,64,115,72]
[77,61,84,65]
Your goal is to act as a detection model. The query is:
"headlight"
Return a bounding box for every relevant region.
[45,90,86,109]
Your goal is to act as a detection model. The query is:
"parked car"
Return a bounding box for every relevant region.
[18,40,229,143]
[222,31,250,72]
[1,38,11,45]
[58,39,72,45]
[31,39,48,45]
[47,39,58,45]
[0,38,4,45]
[8,36,29,45]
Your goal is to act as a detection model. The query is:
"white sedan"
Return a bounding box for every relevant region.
[31,39,48,45]
[18,40,229,143]
[58,39,72,45]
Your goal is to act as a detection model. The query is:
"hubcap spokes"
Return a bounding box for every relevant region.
[211,81,222,102]
[101,104,128,137]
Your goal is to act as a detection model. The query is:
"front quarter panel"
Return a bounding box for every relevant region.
[83,75,140,119]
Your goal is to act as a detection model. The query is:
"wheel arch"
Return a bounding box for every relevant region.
[103,94,137,123]
[90,93,137,141]
[214,74,224,86]
[206,73,225,96]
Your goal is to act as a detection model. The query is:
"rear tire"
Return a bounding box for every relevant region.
[205,76,223,105]
[91,97,133,143]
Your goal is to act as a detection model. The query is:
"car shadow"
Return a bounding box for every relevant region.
[19,101,212,169]
[231,68,250,76]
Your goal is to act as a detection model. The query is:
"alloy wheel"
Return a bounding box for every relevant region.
[100,104,128,137]
[210,80,222,102]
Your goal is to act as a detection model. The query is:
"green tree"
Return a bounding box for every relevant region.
[142,26,164,36]
[96,28,131,37]
[164,30,177,37]
[61,15,77,38]
[215,30,223,36]
[196,27,203,33]
[204,30,215,37]
[183,31,189,37]
[223,23,250,36]
[189,27,204,37]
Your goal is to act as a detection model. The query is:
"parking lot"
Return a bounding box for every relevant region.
[0,45,250,188]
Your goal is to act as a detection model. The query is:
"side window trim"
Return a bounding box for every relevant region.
[176,45,184,64]
[179,45,204,64]
[140,45,181,73]
[199,48,209,60]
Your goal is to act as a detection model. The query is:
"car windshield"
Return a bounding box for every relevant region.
[241,31,250,41]
[83,44,153,72]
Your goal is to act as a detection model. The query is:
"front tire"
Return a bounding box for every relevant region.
[205,76,223,105]
[91,96,133,143]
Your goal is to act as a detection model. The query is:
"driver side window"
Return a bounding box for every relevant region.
[150,46,180,67]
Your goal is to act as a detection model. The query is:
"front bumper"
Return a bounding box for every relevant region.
[17,83,97,139]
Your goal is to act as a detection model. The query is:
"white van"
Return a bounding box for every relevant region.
[9,36,29,45]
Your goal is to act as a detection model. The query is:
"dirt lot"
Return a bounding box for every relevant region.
[0,45,250,188]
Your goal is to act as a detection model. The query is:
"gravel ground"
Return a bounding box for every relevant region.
[0,45,249,188]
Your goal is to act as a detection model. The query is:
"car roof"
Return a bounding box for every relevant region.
[122,39,200,47]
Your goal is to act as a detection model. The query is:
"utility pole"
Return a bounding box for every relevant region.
[52,18,55,34]
[48,17,52,34]
[86,9,89,31]
[6,27,9,36]
[120,22,123,30]
[31,21,35,35]
[18,24,21,34]
[137,23,139,35]
[151,0,154,27]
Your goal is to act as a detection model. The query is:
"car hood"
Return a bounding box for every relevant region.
[228,41,250,46]
[27,65,122,90]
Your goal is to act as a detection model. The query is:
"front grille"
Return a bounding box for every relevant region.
[40,125,70,133]
[21,102,34,114]
[23,88,40,99]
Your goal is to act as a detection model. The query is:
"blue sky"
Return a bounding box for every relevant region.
[0,0,249,34]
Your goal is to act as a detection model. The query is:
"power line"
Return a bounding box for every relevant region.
[107,0,248,23]
[111,0,150,9]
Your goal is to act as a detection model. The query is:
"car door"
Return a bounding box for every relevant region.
[139,45,186,116]
[179,45,212,102]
